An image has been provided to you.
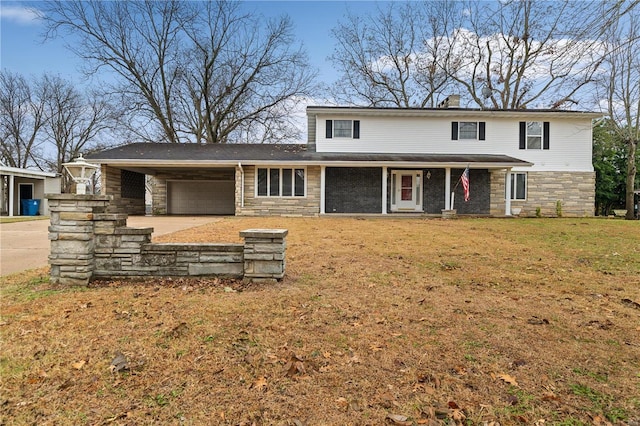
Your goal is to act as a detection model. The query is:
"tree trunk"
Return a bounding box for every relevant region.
[626,139,637,220]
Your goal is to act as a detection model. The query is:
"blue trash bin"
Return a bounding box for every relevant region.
[21,199,40,216]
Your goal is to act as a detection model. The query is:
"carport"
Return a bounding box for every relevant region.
[0,166,61,216]
[86,143,307,216]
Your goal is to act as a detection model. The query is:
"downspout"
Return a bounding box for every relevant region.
[238,162,244,209]
[9,174,14,216]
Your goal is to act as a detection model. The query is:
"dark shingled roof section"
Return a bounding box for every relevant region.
[87,142,308,161]
[87,142,530,165]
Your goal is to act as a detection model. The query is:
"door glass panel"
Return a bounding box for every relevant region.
[282,169,292,196]
[269,169,280,196]
[401,175,413,201]
[294,169,305,196]
[257,169,267,196]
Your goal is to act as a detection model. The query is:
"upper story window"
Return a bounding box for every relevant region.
[256,167,305,197]
[519,121,550,150]
[451,121,485,140]
[326,120,360,139]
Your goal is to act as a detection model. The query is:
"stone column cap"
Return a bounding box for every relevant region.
[240,229,288,238]
[46,193,112,201]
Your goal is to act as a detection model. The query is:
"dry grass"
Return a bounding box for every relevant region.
[1,217,639,426]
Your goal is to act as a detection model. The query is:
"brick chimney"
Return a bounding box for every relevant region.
[437,95,460,109]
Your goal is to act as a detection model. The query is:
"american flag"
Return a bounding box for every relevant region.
[461,167,470,202]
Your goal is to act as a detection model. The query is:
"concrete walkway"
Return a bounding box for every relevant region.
[0,216,219,276]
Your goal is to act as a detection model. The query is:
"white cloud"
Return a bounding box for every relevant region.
[0,5,42,25]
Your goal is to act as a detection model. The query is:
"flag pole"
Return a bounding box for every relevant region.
[450,165,470,209]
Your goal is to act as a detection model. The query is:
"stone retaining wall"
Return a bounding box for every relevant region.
[47,194,287,285]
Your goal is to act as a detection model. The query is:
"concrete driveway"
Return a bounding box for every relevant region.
[0,216,219,276]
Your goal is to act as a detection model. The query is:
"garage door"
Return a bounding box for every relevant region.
[167,180,235,215]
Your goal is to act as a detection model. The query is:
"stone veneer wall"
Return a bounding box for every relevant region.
[237,165,321,216]
[151,168,235,215]
[47,194,287,285]
[490,170,595,217]
[101,165,146,215]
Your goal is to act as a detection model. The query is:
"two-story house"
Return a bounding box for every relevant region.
[88,101,600,217]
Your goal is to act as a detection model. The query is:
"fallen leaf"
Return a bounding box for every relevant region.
[335,397,349,410]
[284,353,306,377]
[72,360,86,370]
[110,351,129,373]
[527,316,549,325]
[451,409,466,421]
[541,391,560,402]
[369,343,385,352]
[167,322,188,338]
[512,359,527,368]
[621,298,640,309]
[452,365,467,375]
[448,401,460,409]
[251,376,267,391]
[386,413,412,425]
[497,373,518,386]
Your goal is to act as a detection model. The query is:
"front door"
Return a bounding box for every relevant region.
[391,171,422,212]
[18,183,34,215]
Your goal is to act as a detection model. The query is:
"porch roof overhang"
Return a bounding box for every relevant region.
[0,166,58,180]
[87,143,531,173]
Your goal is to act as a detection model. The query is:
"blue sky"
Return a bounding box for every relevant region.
[0,1,389,87]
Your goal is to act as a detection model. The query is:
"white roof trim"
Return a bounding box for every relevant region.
[0,166,58,179]
[87,159,531,169]
[307,107,603,120]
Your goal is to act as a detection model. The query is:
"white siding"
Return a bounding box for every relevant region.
[315,115,594,172]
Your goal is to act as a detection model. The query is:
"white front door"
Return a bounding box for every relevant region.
[391,171,422,212]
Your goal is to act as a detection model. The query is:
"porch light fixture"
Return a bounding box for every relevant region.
[62,154,100,195]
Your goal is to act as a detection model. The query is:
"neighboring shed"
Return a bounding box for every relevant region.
[0,166,61,216]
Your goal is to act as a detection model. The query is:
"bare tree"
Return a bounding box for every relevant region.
[598,4,640,220]
[329,2,455,107]
[0,70,48,168]
[179,2,315,144]
[330,0,622,110]
[43,0,184,143]
[444,0,616,109]
[38,75,119,191]
[42,0,317,144]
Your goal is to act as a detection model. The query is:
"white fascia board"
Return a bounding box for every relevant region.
[90,160,239,167]
[0,166,58,179]
[93,159,531,169]
[307,107,603,120]
[298,161,532,169]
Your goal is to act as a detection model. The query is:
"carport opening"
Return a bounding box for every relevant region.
[110,167,237,216]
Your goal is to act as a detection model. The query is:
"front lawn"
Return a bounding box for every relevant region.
[1,217,639,425]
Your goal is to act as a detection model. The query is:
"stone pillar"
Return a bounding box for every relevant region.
[240,229,288,282]
[46,194,111,286]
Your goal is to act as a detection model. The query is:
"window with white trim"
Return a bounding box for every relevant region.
[256,167,305,197]
[519,121,550,150]
[451,121,486,140]
[325,120,360,139]
[508,172,527,200]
